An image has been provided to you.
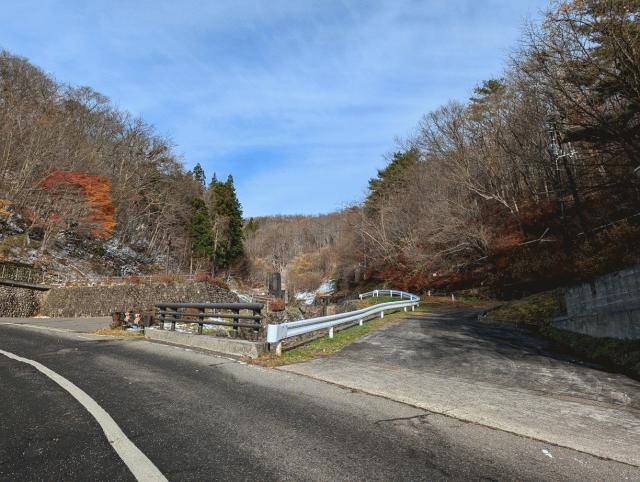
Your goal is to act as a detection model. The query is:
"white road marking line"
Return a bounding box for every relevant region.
[0,348,167,482]
[0,322,73,333]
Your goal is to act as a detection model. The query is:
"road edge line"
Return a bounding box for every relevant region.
[0,348,168,482]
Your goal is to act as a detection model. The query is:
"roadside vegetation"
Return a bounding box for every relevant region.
[484,290,640,380]
[94,327,144,337]
[485,290,566,330]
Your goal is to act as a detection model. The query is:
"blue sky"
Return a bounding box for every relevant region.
[0,0,547,217]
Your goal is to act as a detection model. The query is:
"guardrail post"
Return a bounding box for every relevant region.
[275,342,283,356]
[380,311,384,319]
[197,307,205,334]
[329,326,334,339]
[253,308,261,333]
[232,308,240,335]
[157,305,165,329]
[411,305,415,311]
[359,319,363,326]
[404,306,407,312]
[170,307,177,331]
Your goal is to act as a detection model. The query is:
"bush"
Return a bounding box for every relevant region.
[124,275,144,285]
[269,298,285,312]
[193,272,230,290]
[153,272,184,283]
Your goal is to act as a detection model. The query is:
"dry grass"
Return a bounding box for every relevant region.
[94,327,144,337]
[485,289,566,329]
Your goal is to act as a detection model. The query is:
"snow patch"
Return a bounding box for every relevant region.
[295,279,336,305]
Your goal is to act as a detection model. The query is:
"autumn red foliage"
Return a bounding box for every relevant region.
[269,298,285,312]
[38,171,116,238]
[193,272,230,290]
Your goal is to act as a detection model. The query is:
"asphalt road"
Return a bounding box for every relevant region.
[283,308,640,466]
[1,323,639,481]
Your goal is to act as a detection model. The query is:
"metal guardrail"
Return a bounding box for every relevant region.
[154,302,263,335]
[266,289,420,354]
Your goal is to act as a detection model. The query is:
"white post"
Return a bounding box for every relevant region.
[404,306,407,312]
[428,290,431,297]
[380,311,384,319]
[411,305,415,311]
[275,342,283,357]
[329,326,334,339]
[451,293,455,302]
[359,319,363,326]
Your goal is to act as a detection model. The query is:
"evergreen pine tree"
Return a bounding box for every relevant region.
[190,197,213,259]
[192,163,206,187]
[225,174,244,260]
[206,174,244,268]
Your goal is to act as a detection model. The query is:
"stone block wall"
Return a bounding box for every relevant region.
[38,281,240,318]
[0,286,41,317]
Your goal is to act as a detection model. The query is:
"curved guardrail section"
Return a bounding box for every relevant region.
[266,289,420,353]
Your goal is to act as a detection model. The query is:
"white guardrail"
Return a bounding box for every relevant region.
[266,289,420,354]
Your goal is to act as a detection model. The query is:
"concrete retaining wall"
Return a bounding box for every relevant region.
[145,328,266,358]
[555,265,640,339]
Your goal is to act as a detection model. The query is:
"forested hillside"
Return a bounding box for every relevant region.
[246,1,640,297]
[2,1,638,296]
[0,51,242,278]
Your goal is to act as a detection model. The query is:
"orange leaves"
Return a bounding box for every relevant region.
[0,199,12,218]
[38,171,116,238]
[269,298,285,312]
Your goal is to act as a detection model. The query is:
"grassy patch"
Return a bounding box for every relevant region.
[544,326,640,380]
[485,289,566,330]
[484,288,640,380]
[251,304,427,367]
[94,327,144,337]
[360,295,399,305]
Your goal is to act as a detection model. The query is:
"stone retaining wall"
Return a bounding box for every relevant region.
[0,286,40,317]
[38,281,239,317]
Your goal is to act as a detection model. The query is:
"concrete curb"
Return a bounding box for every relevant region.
[280,360,640,467]
[144,329,266,358]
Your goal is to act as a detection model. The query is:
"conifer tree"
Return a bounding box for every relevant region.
[224,175,244,260]
[192,163,206,187]
[190,197,213,260]
[206,173,244,268]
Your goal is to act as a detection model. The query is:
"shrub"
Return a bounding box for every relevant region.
[154,272,184,284]
[269,298,285,312]
[193,272,230,290]
[124,275,144,285]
